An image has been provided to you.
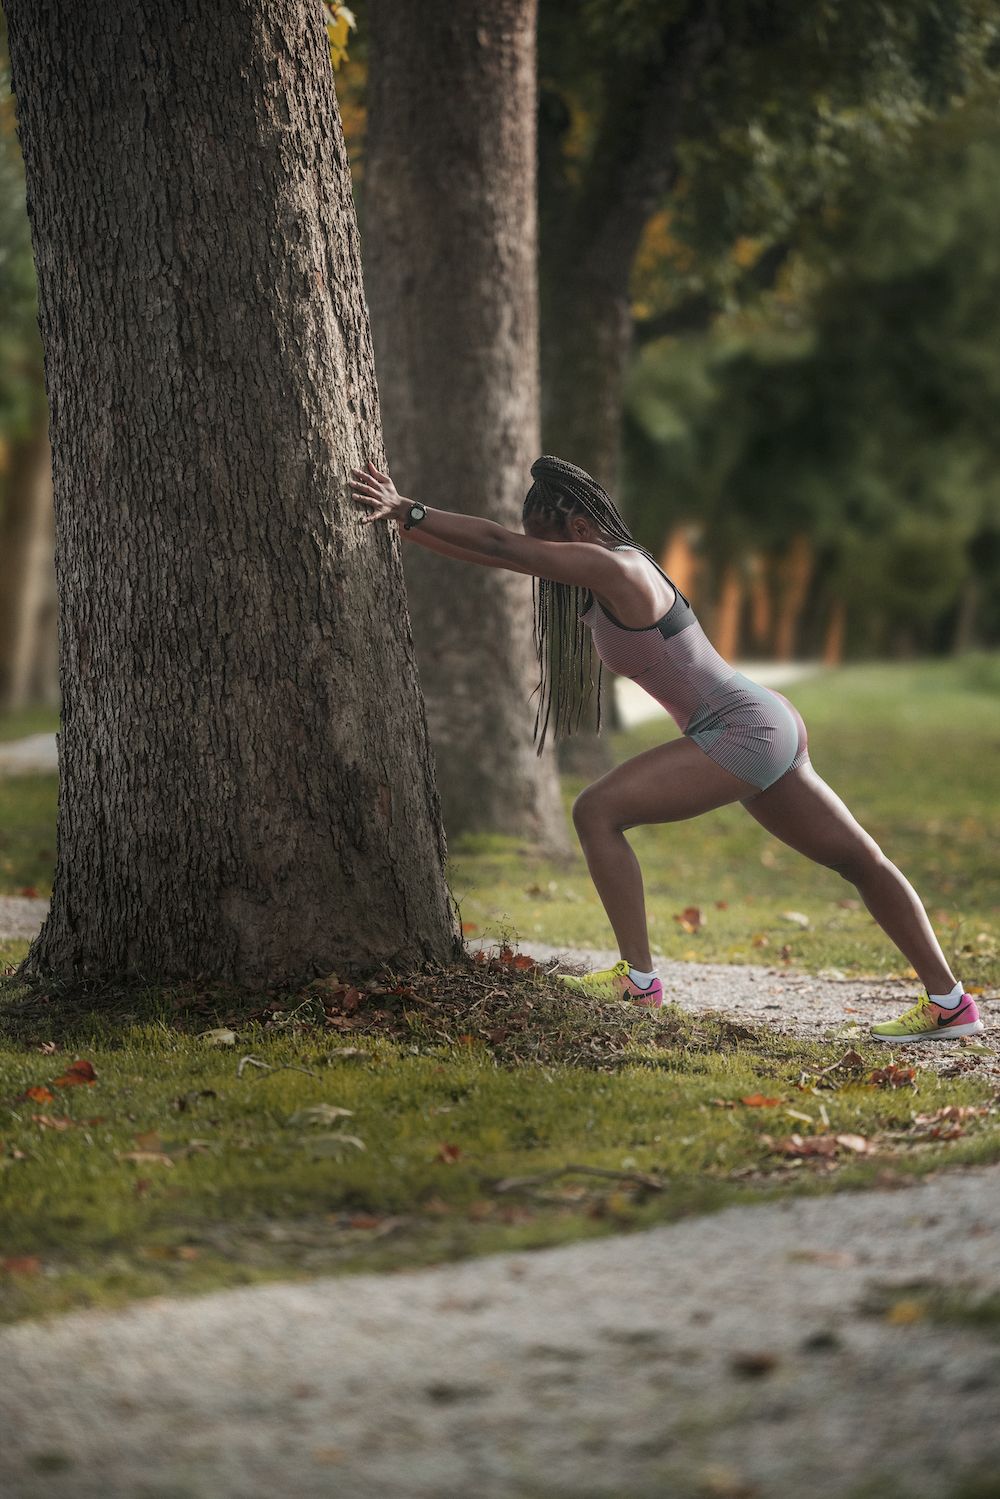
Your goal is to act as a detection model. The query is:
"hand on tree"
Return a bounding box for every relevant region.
[349,459,408,524]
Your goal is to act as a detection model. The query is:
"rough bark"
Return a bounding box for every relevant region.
[0,398,57,711]
[362,0,571,854]
[4,0,463,984]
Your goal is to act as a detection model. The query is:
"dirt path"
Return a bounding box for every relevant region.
[471,938,999,1076]
[1,1162,998,1498]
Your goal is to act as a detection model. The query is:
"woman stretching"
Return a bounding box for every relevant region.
[350,453,984,1045]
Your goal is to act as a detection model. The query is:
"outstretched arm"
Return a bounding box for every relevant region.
[348,458,622,593]
[394,517,537,574]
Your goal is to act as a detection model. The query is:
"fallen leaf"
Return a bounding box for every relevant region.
[436,1142,462,1164]
[1,1255,41,1275]
[834,1133,875,1154]
[886,1299,926,1325]
[30,1114,75,1130]
[674,905,704,934]
[913,1104,991,1125]
[868,1063,916,1088]
[740,1094,782,1108]
[780,911,810,927]
[116,1150,174,1166]
[199,1028,236,1047]
[52,1059,97,1087]
[787,1249,857,1267]
[762,1133,839,1158]
[286,1104,354,1127]
[307,1133,366,1156]
[24,1086,55,1103]
[729,1350,779,1377]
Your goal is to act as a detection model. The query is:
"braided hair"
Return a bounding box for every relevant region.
[522,455,640,756]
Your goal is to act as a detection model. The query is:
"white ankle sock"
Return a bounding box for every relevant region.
[627,965,658,986]
[928,980,964,1007]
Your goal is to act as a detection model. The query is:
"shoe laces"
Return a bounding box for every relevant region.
[897,994,933,1026]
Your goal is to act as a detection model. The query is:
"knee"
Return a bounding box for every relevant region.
[825,841,887,884]
[572,786,616,833]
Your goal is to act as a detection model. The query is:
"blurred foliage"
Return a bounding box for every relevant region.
[623,98,1000,651]
[0,15,43,450]
[322,2,357,71]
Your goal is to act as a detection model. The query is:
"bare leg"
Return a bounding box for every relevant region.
[741,758,957,994]
[572,736,762,970]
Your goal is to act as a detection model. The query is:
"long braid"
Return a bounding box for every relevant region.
[522,455,641,756]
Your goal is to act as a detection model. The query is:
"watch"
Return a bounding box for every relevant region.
[403,502,427,530]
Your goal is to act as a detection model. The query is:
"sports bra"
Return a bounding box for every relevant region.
[580,544,740,732]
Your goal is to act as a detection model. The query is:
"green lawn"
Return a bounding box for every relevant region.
[0,656,997,1326]
[1,965,998,1327]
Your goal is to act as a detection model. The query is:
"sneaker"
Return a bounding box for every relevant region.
[555,958,663,1009]
[870,992,984,1043]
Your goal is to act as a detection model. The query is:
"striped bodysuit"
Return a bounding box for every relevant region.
[581,545,810,800]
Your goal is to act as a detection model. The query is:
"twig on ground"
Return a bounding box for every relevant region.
[236,1055,319,1080]
[492,1164,667,1193]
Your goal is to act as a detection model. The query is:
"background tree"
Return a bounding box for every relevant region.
[3,0,463,985]
[538,0,999,494]
[623,96,1000,660]
[363,0,572,852]
[0,17,55,713]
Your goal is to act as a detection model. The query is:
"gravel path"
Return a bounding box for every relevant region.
[470,938,999,1075]
[0,732,58,777]
[1,1163,998,1498]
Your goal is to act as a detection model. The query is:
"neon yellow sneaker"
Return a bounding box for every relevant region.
[870,992,984,1043]
[555,958,663,1008]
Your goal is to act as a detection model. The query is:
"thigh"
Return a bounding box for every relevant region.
[575,734,762,830]
[739,757,883,869]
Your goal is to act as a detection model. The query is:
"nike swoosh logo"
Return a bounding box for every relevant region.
[937,1003,972,1026]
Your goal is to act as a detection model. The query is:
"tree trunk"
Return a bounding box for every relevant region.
[362,0,571,855]
[712,560,743,661]
[773,534,815,662]
[823,595,846,666]
[4,0,463,985]
[541,266,632,495]
[0,401,56,712]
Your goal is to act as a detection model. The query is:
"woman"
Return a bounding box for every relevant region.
[349,453,984,1045]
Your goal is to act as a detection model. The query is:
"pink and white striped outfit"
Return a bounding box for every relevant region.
[581,545,810,800]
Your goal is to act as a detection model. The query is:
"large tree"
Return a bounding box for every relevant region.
[3,0,463,984]
[363,0,572,852]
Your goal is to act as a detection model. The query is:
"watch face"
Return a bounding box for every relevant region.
[411,504,426,518]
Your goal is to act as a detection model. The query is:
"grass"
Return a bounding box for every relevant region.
[1,947,999,1327]
[0,656,998,1326]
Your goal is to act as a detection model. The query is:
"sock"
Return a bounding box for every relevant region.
[627,965,658,988]
[928,980,964,1007]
